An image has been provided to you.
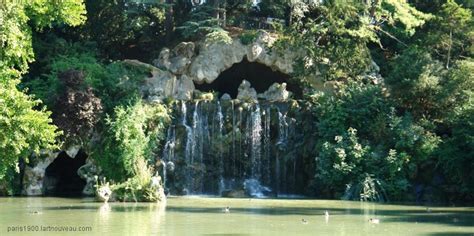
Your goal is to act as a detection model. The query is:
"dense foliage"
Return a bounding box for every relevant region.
[295,0,473,202]
[0,0,85,193]
[93,101,170,201]
[0,79,60,180]
[0,0,472,203]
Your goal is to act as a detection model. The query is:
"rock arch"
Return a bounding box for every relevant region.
[138,30,301,101]
[194,57,301,99]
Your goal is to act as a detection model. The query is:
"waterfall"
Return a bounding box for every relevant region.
[263,107,271,185]
[238,106,243,178]
[289,118,297,193]
[191,100,208,194]
[162,160,167,189]
[181,102,193,164]
[231,101,236,177]
[277,108,288,147]
[162,125,176,189]
[166,100,305,197]
[250,103,263,179]
[217,101,225,194]
[276,108,289,194]
[191,101,200,164]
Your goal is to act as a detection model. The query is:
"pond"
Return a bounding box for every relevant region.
[0,197,473,235]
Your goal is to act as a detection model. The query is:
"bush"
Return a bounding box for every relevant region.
[239,30,259,45]
[24,36,150,113]
[311,81,441,201]
[204,30,232,45]
[92,100,170,201]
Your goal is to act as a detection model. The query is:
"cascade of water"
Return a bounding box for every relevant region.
[182,102,193,164]
[168,100,305,197]
[217,101,225,194]
[250,103,263,179]
[231,101,236,177]
[162,125,176,188]
[162,127,173,162]
[277,109,289,146]
[162,160,167,189]
[263,106,271,185]
[276,108,289,194]
[181,101,195,194]
[191,101,200,165]
[275,151,280,196]
[238,106,243,178]
[289,118,297,192]
[191,100,210,194]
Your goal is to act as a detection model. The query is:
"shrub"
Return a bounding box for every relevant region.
[239,30,259,45]
[311,80,441,201]
[92,100,170,201]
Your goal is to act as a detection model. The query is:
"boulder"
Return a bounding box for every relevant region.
[189,39,247,84]
[220,93,232,100]
[173,41,195,59]
[77,158,101,196]
[237,80,257,101]
[173,75,195,100]
[153,47,171,70]
[144,69,177,101]
[168,42,195,74]
[154,42,195,74]
[126,59,196,101]
[65,145,81,158]
[259,82,291,101]
[22,151,59,196]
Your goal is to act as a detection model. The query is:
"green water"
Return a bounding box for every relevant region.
[0,197,473,235]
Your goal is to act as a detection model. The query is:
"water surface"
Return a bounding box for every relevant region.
[0,197,473,235]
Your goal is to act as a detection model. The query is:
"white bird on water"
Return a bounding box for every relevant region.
[223,206,230,213]
[369,218,380,224]
[324,210,329,223]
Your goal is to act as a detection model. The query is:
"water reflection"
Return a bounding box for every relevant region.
[93,202,166,235]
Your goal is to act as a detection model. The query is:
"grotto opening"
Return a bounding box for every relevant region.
[194,58,302,99]
[43,150,87,196]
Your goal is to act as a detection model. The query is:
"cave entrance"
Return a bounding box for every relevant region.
[44,150,87,197]
[194,58,301,99]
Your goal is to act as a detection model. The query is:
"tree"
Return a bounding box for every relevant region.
[83,0,167,60]
[0,79,61,180]
[52,70,103,146]
[0,1,86,190]
[425,0,473,69]
[0,1,86,75]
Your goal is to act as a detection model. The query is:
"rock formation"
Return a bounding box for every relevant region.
[236,80,258,101]
[22,151,59,196]
[77,158,101,196]
[258,82,291,101]
[136,30,301,101]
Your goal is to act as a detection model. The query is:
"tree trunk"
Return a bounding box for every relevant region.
[288,6,293,26]
[165,0,174,43]
[211,0,220,21]
[446,28,453,69]
[222,0,227,27]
